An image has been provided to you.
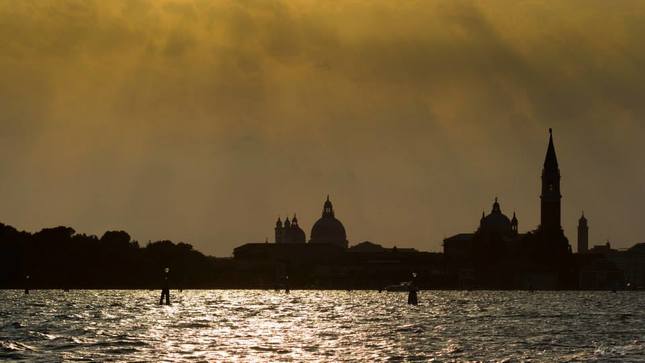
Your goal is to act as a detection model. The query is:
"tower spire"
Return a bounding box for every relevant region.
[578,211,589,253]
[544,128,559,171]
[540,128,562,233]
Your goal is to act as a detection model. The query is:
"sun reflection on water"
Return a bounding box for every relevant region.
[0,290,643,361]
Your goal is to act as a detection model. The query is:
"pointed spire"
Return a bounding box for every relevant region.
[276,217,282,227]
[492,197,501,213]
[544,128,559,171]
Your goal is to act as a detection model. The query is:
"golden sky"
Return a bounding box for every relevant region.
[1,0,644,255]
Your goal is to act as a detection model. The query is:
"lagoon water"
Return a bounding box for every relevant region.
[1,290,643,361]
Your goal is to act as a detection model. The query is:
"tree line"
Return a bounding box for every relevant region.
[0,222,225,289]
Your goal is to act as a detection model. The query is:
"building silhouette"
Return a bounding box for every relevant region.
[540,129,562,234]
[532,128,571,263]
[2,127,641,290]
[232,196,447,289]
[275,215,306,244]
[233,196,350,264]
[272,196,348,247]
[578,213,589,253]
[444,129,575,289]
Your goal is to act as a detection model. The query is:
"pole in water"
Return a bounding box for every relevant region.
[407,289,418,305]
[24,275,30,295]
[285,275,290,294]
[408,272,418,305]
[160,267,170,305]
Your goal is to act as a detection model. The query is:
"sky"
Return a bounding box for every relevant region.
[1,0,644,256]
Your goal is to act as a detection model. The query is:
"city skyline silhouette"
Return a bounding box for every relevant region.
[2,2,644,361]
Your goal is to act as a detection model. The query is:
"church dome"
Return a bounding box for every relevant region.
[479,198,513,236]
[309,196,348,248]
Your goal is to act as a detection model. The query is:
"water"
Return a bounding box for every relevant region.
[1,290,643,361]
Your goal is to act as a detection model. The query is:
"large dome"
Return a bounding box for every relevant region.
[309,196,348,248]
[311,217,347,246]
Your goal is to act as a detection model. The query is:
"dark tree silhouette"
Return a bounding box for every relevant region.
[0,222,225,289]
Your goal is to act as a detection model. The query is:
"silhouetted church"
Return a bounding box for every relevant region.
[273,196,348,248]
[275,216,306,244]
[444,129,574,289]
[233,196,447,289]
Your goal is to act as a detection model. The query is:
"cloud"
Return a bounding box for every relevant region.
[0,0,644,255]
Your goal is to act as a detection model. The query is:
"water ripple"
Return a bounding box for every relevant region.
[0,290,643,361]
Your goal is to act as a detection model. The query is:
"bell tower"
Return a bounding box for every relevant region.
[577,212,588,253]
[275,217,283,243]
[540,128,562,233]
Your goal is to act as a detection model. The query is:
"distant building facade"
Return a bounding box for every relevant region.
[608,243,645,289]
